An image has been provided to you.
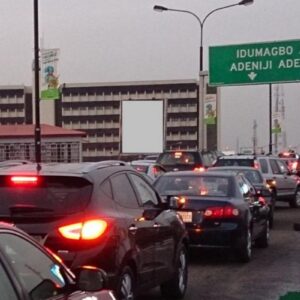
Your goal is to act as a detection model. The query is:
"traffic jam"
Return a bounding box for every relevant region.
[0,149,299,299]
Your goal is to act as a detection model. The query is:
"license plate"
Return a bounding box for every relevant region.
[177,211,193,223]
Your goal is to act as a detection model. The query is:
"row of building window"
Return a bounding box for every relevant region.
[0,97,24,104]
[63,108,120,116]
[62,89,197,102]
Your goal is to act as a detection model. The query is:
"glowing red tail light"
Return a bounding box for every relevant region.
[193,166,205,172]
[204,206,239,218]
[254,161,260,169]
[10,176,38,185]
[292,161,298,170]
[58,220,108,240]
[258,196,266,206]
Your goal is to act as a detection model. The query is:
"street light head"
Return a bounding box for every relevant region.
[238,0,254,6]
[153,5,168,12]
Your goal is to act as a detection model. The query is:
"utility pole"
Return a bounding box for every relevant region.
[280,86,287,150]
[274,85,279,154]
[252,119,257,154]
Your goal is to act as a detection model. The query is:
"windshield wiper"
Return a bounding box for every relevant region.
[9,205,54,215]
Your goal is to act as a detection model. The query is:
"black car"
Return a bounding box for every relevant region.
[153,171,270,262]
[0,222,116,300]
[0,161,188,300]
[156,150,214,172]
[207,166,275,228]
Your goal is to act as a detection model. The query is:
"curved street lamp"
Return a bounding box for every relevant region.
[154,0,253,73]
[153,0,253,150]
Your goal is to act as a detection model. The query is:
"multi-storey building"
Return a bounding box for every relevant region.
[0,86,32,125]
[56,80,202,161]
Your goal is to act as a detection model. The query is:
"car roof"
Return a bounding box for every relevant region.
[161,170,235,178]
[0,161,132,177]
[131,160,156,165]
[218,155,256,160]
[209,166,259,172]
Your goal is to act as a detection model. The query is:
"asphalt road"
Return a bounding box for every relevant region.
[139,202,300,300]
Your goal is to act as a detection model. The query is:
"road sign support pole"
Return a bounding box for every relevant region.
[34,0,41,166]
[269,84,273,154]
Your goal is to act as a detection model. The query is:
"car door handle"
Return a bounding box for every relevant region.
[153,223,161,228]
[128,225,138,234]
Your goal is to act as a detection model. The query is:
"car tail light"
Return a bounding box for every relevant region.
[266,179,276,188]
[10,176,38,185]
[177,196,186,205]
[204,206,239,218]
[254,161,260,169]
[193,166,205,172]
[258,196,267,206]
[292,161,298,170]
[58,220,108,240]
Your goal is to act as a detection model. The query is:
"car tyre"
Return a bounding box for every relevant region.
[160,244,188,299]
[236,226,252,263]
[289,186,300,208]
[255,219,270,248]
[116,266,135,300]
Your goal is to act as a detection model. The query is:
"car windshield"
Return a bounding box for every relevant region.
[210,168,264,184]
[0,176,92,216]
[155,175,231,197]
[157,152,197,166]
[215,158,253,167]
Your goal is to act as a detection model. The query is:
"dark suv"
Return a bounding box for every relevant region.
[213,155,300,208]
[0,161,189,299]
[156,150,214,172]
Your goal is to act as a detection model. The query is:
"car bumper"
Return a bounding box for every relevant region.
[186,222,242,248]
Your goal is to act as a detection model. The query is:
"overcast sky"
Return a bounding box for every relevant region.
[0,0,300,152]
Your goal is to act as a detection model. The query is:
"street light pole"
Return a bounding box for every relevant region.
[34,0,41,166]
[154,0,253,150]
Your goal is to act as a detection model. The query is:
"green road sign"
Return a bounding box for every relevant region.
[209,40,300,86]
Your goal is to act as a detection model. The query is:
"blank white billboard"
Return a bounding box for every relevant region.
[122,101,163,153]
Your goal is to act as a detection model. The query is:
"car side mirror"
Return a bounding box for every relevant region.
[76,267,108,292]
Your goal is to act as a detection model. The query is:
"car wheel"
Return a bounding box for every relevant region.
[116,266,135,300]
[255,219,270,248]
[236,226,252,263]
[289,187,300,208]
[160,244,188,299]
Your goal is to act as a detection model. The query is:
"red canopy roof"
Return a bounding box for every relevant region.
[0,124,86,139]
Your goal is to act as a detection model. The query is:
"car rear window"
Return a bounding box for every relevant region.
[240,170,264,184]
[214,158,254,167]
[154,175,232,197]
[0,176,92,216]
[157,152,198,166]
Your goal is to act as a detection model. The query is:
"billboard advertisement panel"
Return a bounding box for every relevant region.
[122,101,163,153]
